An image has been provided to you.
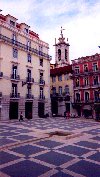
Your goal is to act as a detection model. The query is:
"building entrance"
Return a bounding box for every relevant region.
[25,102,32,119]
[9,102,18,119]
[38,102,44,118]
[51,100,58,116]
[66,103,70,112]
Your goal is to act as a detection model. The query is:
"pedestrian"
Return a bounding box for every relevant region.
[19,112,23,121]
[67,111,70,119]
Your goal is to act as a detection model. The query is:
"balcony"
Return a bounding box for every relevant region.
[26,77,34,83]
[11,74,20,81]
[10,93,20,99]
[73,69,100,77]
[0,92,2,98]
[39,95,45,100]
[94,99,100,103]
[0,34,52,60]
[64,95,70,101]
[74,99,81,103]
[0,72,3,78]
[39,79,45,86]
[26,94,34,100]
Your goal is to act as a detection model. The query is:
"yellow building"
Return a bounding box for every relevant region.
[50,65,74,116]
[0,13,51,120]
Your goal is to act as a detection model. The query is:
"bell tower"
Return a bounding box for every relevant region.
[54,26,70,68]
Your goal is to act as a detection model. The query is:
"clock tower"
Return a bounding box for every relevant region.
[54,27,70,67]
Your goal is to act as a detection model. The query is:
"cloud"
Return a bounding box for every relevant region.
[1,0,100,63]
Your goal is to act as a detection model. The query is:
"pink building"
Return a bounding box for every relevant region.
[72,53,100,120]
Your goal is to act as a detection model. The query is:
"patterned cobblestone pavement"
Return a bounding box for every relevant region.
[0,117,100,177]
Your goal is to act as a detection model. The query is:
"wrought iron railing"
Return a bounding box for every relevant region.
[0,34,52,60]
[26,77,34,83]
[26,94,34,99]
[11,74,20,80]
[10,93,20,98]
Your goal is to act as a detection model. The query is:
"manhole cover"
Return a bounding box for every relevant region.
[48,131,72,137]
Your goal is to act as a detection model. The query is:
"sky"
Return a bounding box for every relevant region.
[0,0,100,63]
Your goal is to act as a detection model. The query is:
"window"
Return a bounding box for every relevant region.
[65,85,69,94]
[94,91,100,101]
[85,92,89,102]
[13,48,18,58]
[84,64,88,72]
[12,66,17,79]
[76,93,80,102]
[27,69,31,82]
[40,59,43,67]
[40,72,43,81]
[12,83,17,95]
[58,75,62,81]
[52,87,56,94]
[75,66,79,74]
[24,28,28,33]
[94,76,98,85]
[12,33,16,44]
[39,46,43,52]
[27,40,31,50]
[59,86,62,95]
[58,49,61,61]
[93,63,98,71]
[27,53,31,63]
[40,87,43,98]
[10,20,15,26]
[27,84,31,95]
[84,77,88,86]
[65,49,67,60]
[52,76,56,82]
[64,74,69,80]
[75,78,79,87]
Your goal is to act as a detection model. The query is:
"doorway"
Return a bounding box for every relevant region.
[25,102,32,119]
[38,102,44,118]
[66,103,70,112]
[9,102,18,119]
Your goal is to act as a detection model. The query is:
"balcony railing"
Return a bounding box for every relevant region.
[10,93,20,99]
[39,95,45,100]
[0,72,3,78]
[73,69,100,77]
[39,79,45,85]
[26,77,34,83]
[11,74,20,81]
[94,99,100,103]
[26,94,34,99]
[0,34,52,60]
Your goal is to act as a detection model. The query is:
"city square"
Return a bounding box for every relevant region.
[0,117,100,177]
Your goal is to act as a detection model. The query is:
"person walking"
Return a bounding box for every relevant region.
[19,112,24,121]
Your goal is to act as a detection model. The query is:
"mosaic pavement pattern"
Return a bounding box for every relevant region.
[0,117,100,177]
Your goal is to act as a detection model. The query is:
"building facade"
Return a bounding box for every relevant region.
[0,13,51,120]
[72,53,100,120]
[50,65,73,116]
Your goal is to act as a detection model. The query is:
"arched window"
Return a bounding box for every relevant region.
[58,49,61,61]
[65,49,67,60]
